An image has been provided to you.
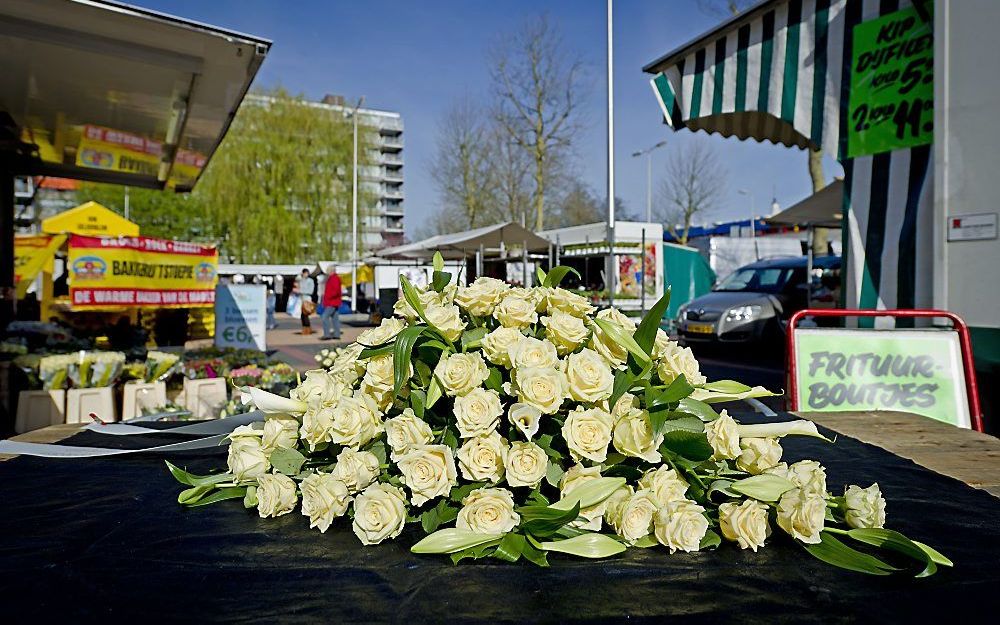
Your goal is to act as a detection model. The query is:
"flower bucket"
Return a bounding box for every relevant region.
[122,381,168,421]
[14,390,66,434]
[183,377,228,419]
[66,387,117,424]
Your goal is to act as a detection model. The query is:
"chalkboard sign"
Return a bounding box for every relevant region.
[847,6,934,158]
[793,328,970,429]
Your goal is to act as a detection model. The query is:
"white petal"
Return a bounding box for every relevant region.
[240,386,308,415]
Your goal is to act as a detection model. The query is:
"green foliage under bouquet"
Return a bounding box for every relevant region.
[169,254,950,576]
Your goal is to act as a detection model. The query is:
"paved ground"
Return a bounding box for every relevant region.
[266,313,372,370]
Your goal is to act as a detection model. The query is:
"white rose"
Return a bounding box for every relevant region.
[546,287,595,317]
[564,348,614,403]
[589,327,629,369]
[364,353,404,389]
[651,328,671,359]
[434,351,489,397]
[481,327,524,367]
[360,380,394,412]
[602,485,635,529]
[514,366,568,414]
[541,309,589,354]
[493,294,538,328]
[256,473,298,518]
[456,487,520,534]
[504,441,549,488]
[394,286,448,321]
[612,410,664,463]
[844,483,887,529]
[424,303,465,342]
[616,489,659,543]
[261,414,299,454]
[561,406,614,463]
[767,460,827,496]
[384,408,433,461]
[736,437,783,474]
[329,394,383,449]
[330,343,365,381]
[656,341,707,386]
[454,277,509,316]
[508,336,559,370]
[300,472,352,533]
[507,402,542,440]
[227,436,269,481]
[560,464,607,531]
[705,410,741,460]
[457,431,509,482]
[397,444,458,506]
[719,499,771,551]
[357,316,407,347]
[654,499,709,553]
[776,487,826,544]
[290,369,342,409]
[612,392,641,422]
[331,448,381,494]
[352,483,408,545]
[300,406,334,451]
[638,465,689,506]
[454,387,504,438]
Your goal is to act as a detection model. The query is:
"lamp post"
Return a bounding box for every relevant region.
[737,189,758,259]
[631,140,667,223]
[350,96,365,313]
[606,0,615,306]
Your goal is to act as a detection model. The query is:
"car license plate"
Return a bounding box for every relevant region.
[687,322,714,335]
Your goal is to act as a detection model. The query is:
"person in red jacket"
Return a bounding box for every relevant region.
[320,272,343,340]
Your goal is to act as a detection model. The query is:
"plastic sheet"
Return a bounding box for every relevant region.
[0,413,998,622]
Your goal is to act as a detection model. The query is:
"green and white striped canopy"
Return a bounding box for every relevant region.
[644,0,933,318]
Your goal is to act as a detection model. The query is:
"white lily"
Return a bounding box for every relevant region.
[508,402,542,440]
[737,420,831,441]
[239,386,308,416]
[690,385,780,404]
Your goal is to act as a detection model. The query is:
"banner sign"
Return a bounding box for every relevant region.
[848,6,934,158]
[215,284,267,351]
[75,125,205,186]
[14,234,66,296]
[68,234,217,310]
[793,328,970,429]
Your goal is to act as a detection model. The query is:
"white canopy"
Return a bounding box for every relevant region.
[377,222,551,260]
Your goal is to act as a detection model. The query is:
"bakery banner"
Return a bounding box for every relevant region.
[68,234,218,310]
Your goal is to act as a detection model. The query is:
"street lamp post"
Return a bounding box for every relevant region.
[631,140,667,223]
[606,0,615,306]
[350,96,365,314]
[737,189,758,260]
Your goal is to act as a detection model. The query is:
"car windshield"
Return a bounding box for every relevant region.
[716,267,795,293]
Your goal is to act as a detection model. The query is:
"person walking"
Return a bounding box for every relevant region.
[294,268,315,335]
[320,271,343,341]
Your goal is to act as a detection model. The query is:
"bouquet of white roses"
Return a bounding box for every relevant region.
[144,350,181,383]
[38,353,76,390]
[69,350,126,388]
[168,255,950,575]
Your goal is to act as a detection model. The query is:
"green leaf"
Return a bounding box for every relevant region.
[400,275,428,322]
[675,397,718,422]
[484,367,504,392]
[426,375,443,409]
[551,477,627,511]
[420,499,458,533]
[912,540,954,568]
[441,427,459,450]
[700,379,752,393]
[178,484,215,505]
[410,388,426,418]
[632,534,659,548]
[359,343,395,359]
[493,532,527,562]
[649,374,695,410]
[846,528,948,577]
[517,502,581,537]
[706,479,738,502]
[536,266,547,285]
[433,251,445,272]
[660,430,713,462]
[699,529,722,550]
[165,461,233,487]
[461,326,488,351]
[243,485,258,509]
[411,528,504,554]
[660,415,705,435]
[633,287,671,354]
[545,462,565,488]
[542,265,581,288]
[449,482,487,503]
[450,539,501,564]
[801,532,898,575]
[431,270,451,293]
[187,487,247,507]
[367,439,388,465]
[729,474,797,502]
[269,447,306,476]
[593,318,650,365]
[520,540,550,567]
[539,533,627,559]
[609,369,636,409]
[393,325,426,396]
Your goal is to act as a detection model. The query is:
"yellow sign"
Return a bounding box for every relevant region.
[42,201,139,237]
[14,234,66,297]
[68,234,218,310]
[75,124,162,178]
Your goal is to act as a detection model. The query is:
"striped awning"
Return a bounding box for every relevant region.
[643,0,934,319]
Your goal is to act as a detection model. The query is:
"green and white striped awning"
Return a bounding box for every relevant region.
[644,0,934,318]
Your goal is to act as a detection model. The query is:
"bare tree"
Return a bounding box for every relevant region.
[657,140,727,245]
[483,126,532,225]
[492,15,583,231]
[429,98,495,231]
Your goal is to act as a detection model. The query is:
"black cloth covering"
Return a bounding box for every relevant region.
[1,412,998,623]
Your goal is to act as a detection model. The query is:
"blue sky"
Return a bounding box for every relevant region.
[143,0,841,236]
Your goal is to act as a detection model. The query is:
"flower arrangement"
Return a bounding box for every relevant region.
[67,351,126,388]
[229,365,265,388]
[144,350,181,382]
[182,357,227,380]
[169,256,950,575]
[261,363,297,389]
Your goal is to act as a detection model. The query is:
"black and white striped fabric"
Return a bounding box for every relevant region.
[647,0,932,316]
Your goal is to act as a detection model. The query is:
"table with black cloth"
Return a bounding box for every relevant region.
[1,411,999,623]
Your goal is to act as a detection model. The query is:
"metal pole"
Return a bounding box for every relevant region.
[806,225,814,307]
[640,227,646,314]
[477,243,484,279]
[124,186,130,222]
[606,0,615,307]
[555,235,560,267]
[749,193,757,259]
[522,240,528,286]
[646,153,652,224]
[351,97,364,313]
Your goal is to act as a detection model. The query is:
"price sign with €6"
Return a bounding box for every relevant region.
[848,6,934,158]
[215,284,267,351]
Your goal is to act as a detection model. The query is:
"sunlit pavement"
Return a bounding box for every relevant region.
[266,313,370,371]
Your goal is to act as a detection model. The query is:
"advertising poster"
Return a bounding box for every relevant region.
[215,284,267,351]
[617,244,657,298]
[67,234,217,310]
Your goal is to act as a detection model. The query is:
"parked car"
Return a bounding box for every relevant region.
[675,255,841,347]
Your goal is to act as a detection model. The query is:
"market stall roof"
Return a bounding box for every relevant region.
[41,201,139,237]
[767,180,843,228]
[0,0,271,191]
[377,222,551,260]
